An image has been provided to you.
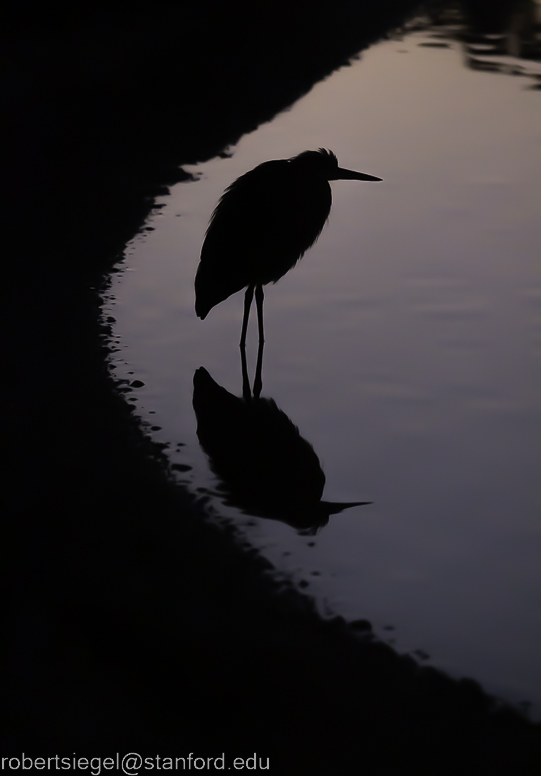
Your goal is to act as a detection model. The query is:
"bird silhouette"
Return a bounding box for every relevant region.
[193,366,370,534]
[195,149,381,346]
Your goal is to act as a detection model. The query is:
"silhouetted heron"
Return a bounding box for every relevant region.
[195,149,381,346]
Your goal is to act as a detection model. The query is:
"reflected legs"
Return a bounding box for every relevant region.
[240,333,265,400]
[253,338,264,399]
[241,345,251,400]
[240,282,264,398]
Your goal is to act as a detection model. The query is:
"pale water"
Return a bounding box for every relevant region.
[105,18,541,716]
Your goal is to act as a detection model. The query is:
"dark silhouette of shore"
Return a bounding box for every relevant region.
[1,1,540,772]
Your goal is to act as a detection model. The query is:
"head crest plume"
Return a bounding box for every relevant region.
[291,148,338,165]
[317,148,338,164]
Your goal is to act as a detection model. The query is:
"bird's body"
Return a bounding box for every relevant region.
[196,156,332,319]
[195,149,381,342]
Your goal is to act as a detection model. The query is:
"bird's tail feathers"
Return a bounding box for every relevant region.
[195,300,210,320]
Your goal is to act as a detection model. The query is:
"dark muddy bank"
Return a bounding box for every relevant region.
[2,1,540,772]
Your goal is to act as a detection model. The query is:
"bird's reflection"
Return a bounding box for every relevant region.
[193,367,369,534]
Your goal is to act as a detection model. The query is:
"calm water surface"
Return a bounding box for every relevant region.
[106,21,541,715]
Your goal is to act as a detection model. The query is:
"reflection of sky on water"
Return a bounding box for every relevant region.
[107,20,541,716]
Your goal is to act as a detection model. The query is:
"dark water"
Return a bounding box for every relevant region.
[107,14,541,716]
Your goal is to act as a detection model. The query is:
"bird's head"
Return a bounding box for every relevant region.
[291,148,381,182]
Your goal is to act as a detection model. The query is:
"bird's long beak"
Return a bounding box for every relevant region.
[331,167,382,181]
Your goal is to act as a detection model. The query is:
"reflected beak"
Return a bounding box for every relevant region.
[322,501,372,515]
[331,167,382,181]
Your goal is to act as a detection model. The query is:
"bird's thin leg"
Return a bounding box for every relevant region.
[255,284,265,345]
[240,283,255,349]
[253,336,264,399]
